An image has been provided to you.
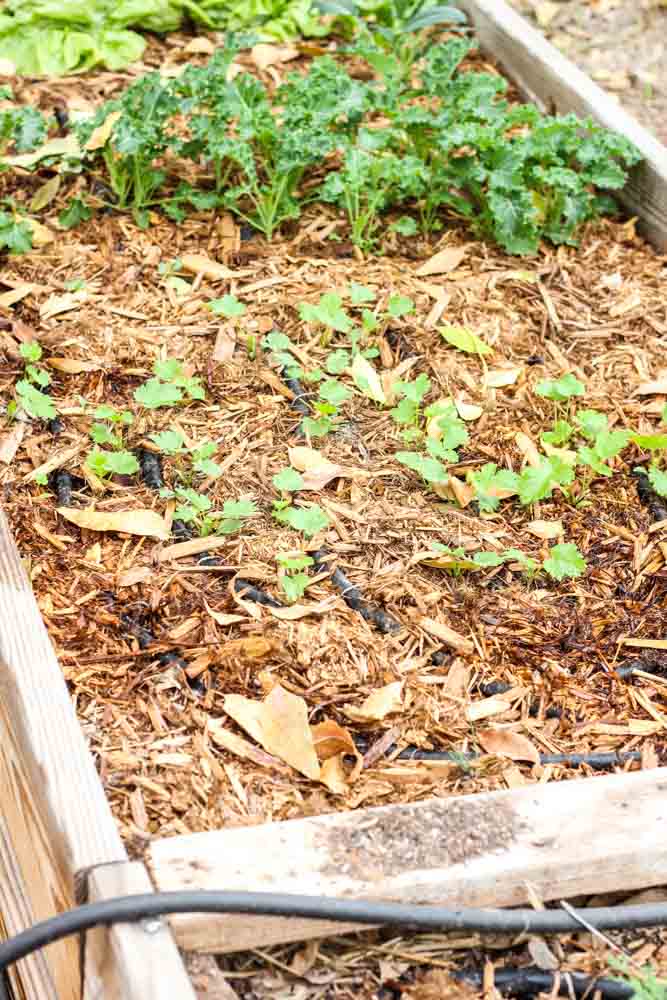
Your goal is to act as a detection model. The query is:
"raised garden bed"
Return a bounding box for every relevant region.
[1,2,667,999]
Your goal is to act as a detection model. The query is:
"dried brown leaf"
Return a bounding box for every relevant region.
[478,728,540,764]
[57,506,170,540]
[223,685,320,780]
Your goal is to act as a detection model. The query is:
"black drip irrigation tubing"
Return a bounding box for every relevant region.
[456,966,636,999]
[312,548,401,634]
[355,735,643,770]
[1,891,667,977]
[633,467,667,522]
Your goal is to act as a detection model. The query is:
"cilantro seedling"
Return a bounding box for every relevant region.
[149,429,187,454]
[273,467,305,492]
[134,358,205,409]
[535,373,585,403]
[300,293,352,344]
[348,282,376,305]
[262,331,301,377]
[387,294,414,318]
[390,216,418,237]
[543,542,586,581]
[277,552,314,602]
[59,198,92,230]
[86,448,139,479]
[15,341,56,421]
[467,463,520,512]
[192,441,222,478]
[209,295,246,318]
[0,209,33,256]
[273,502,331,537]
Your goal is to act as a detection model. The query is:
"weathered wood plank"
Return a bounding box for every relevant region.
[457,0,667,251]
[0,507,194,999]
[85,862,197,1000]
[149,767,667,953]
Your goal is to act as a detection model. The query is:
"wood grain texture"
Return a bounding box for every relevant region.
[457,0,667,251]
[85,862,197,1000]
[149,767,667,953]
[0,507,122,998]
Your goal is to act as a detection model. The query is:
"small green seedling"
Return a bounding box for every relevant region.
[535,373,585,403]
[277,552,314,602]
[273,502,331,537]
[86,404,138,478]
[134,358,205,409]
[208,294,246,319]
[15,341,56,420]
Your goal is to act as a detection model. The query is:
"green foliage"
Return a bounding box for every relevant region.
[134,359,205,409]
[467,463,519,512]
[610,959,667,999]
[542,542,586,580]
[396,450,448,483]
[59,198,92,229]
[391,215,418,236]
[209,294,246,318]
[535,373,585,402]
[277,551,314,602]
[149,429,186,454]
[440,325,491,356]
[387,294,414,318]
[300,292,352,333]
[646,465,667,497]
[348,281,376,305]
[0,210,32,255]
[5,32,638,255]
[517,455,575,505]
[86,448,139,478]
[273,467,305,491]
[273,501,331,537]
[167,487,257,536]
[15,340,55,420]
[192,441,222,478]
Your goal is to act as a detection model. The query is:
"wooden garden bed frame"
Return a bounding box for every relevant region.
[1,1,666,997]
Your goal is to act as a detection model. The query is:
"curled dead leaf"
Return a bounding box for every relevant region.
[57,506,170,540]
[223,685,320,780]
[415,245,466,277]
[343,681,403,722]
[288,446,343,490]
[525,519,563,540]
[484,367,523,389]
[478,729,540,764]
[46,357,101,374]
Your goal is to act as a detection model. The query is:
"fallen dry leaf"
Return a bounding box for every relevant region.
[311,719,358,760]
[478,729,540,764]
[4,135,79,169]
[250,42,299,70]
[484,367,523,389]
[0,423,25,464]
[212,325,237,362]
[223,685,320,780]
[184,36,215,55]
[40,290,88,321]
[159,536,229,562]
[419,617,474,655]
[180,253,236,280]
[0,285,36,308]
[24,218,54,247]
[116,566,152,587]
[57,506,170,540]
[208,719,289,772]
[30,175,61,212]
[85,110,122,151]
[454,398,483,421]
[46,357,101,374]
[416,245,466,277]
[350,353,386,403]
[343,682,403,722]
[319,755,349,795]
[203,601,246,627]
[515,431,542,468]
[526,519,563,540]
[268,597,337,620]
[466,697,512,722]
[289,446,343,490]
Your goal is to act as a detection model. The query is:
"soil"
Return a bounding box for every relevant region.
[0,24,666,1000]
[507,0,667,144]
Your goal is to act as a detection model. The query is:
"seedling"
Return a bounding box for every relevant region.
[14,341,56,421]
[162,486,257,536]
[86,404,138,478]
[273,501,331,537]
[134,358,205,409]
[277,552,314,602]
